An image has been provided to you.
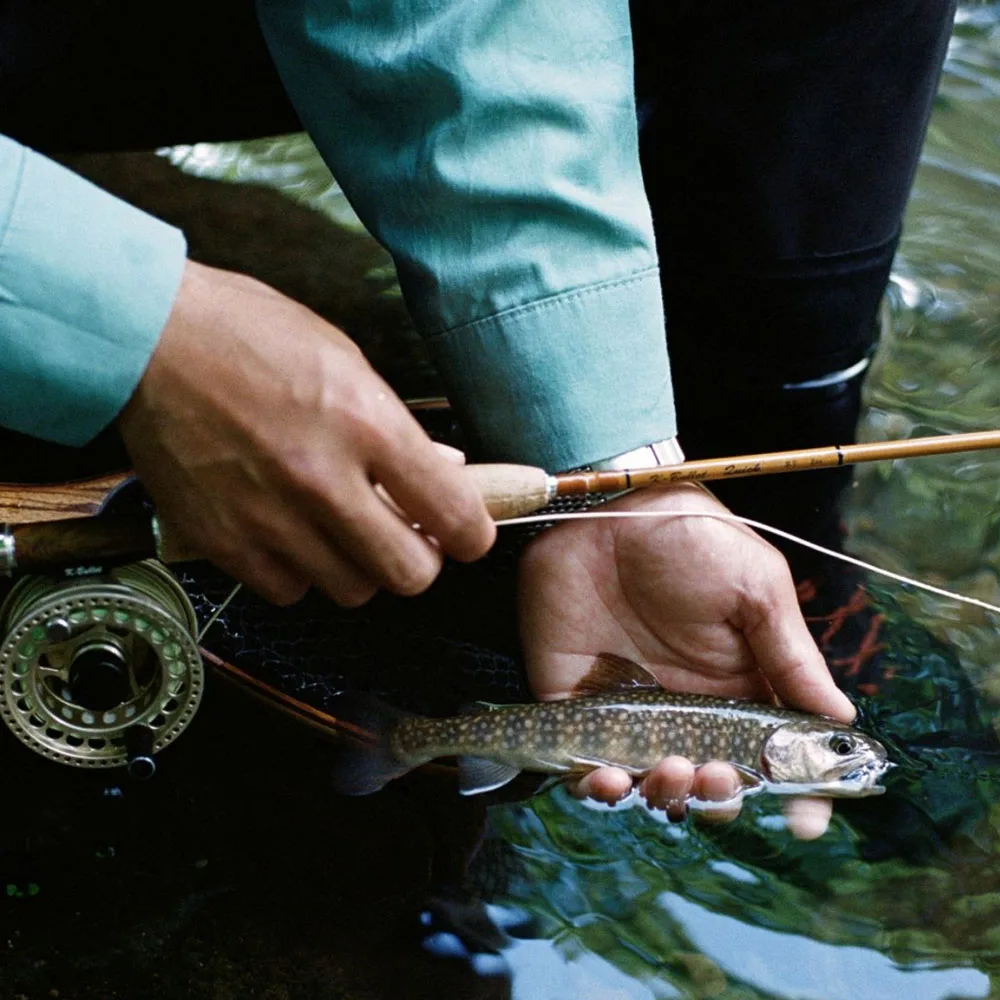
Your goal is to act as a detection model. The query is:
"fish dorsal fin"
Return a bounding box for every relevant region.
[457,756,521,796]
[572,653,661,697]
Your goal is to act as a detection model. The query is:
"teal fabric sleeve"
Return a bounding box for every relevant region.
[257,0,676,469]
[0,136,188,445]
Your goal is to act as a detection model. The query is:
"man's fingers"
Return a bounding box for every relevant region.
[689,762,743,825]
[568,766,633,803]
[782,796,833,840]
[744,558,856,723]
[375,444,465,527]
[573,758,746,827]
[372,425,496,564]
[279,452,447,598]
[320,485,447,597]
[569,759,833,838]
[233,536,379,608]
[205,543,312,607]
[246,568,311,607]
[639,756,696,818]
[432,442,467,465]
[271,528,382,608]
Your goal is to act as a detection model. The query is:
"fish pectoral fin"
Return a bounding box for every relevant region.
[572,654,661,697]
[730,764,766,791]
[457,757,522,796]
[533,775,567,796]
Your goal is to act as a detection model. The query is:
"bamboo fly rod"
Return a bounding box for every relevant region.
[3,429,999,575]
[470,429,1000,520]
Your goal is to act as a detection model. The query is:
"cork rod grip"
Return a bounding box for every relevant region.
[466,464,553,520]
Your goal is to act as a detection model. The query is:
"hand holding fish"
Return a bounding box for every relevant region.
[517,482,859,838]
[330,485,887,825]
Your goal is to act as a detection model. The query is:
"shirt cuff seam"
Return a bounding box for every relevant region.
[426,266,660,341]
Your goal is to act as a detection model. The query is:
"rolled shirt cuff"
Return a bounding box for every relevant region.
[0,137,187,445]
[426,266,676,470]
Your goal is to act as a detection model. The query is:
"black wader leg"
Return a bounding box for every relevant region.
[0,0,300,152]
[631,0,958,547]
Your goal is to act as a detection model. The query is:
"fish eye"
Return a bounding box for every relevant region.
[830,736,854,756]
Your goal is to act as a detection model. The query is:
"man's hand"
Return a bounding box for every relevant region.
[517,482,854,839]
[117,260,496,605]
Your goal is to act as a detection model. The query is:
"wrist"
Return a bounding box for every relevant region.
[584,437,685,473]
[539,437,684,516]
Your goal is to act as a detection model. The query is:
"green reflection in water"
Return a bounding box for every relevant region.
[849,2,1000,689]
[478,586,1000,998]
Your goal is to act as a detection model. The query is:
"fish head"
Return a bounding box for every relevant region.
[760,720,892,797]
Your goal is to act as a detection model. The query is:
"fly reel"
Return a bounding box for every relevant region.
[0,561,202,775]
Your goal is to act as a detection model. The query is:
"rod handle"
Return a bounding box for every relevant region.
[153,519,203,564]
[5,512,204,573]
[2,463,549,575]
[467,464,553,520]
[162,465,555,559]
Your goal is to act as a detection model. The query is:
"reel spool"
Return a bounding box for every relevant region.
[0,561,202,775]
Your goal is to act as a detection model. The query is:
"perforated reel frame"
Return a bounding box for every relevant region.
[0,561,203,768]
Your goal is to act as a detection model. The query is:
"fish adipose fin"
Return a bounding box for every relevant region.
[329,693,418,796]
[458,756,521,795]
[572,653,662,697]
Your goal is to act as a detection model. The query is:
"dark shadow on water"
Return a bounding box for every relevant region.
[0,683,519,1000]
[5,542,1000,998]
[3,413,999,998]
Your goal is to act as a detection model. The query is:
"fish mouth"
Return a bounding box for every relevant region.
[767,759,895,798]
[824,758,896,797]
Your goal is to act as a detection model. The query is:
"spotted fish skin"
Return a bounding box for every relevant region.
[392,692,845,777]
[331,658,890,797]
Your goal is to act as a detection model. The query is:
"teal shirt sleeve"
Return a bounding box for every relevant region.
[257,0,676,469]
[0,136,187,446]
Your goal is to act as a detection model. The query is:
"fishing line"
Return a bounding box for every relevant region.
[496,509,1000,617]
[197,581,243,642]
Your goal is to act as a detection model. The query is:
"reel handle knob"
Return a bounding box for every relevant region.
[124,725,157,781]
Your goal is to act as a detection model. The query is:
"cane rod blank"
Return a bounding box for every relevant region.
[469,429,1000,520]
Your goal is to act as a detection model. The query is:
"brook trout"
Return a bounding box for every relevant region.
[332,655,891,799]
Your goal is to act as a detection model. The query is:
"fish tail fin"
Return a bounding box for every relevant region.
[329,693,420,796]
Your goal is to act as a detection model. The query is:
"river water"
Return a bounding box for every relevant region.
[848,2,1000,694]
[478,7,1000,996]
[3,6,1000,1000]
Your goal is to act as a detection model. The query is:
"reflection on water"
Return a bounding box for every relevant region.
[4,6,1000,1000]
[849,2,1000,686]
[475,578,1000,997]
[480,5,1000,996]
[659,894,989,1000]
